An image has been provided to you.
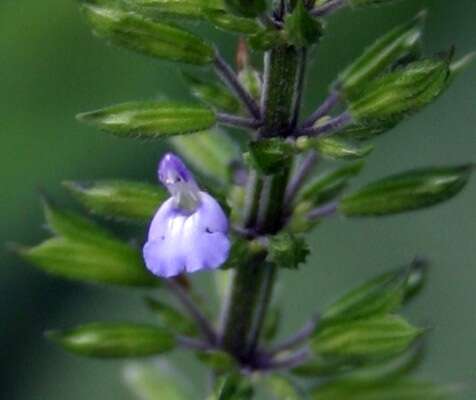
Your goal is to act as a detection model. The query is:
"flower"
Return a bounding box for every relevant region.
[143,153,230,278]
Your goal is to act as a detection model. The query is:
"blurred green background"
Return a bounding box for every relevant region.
[1,0,475,399]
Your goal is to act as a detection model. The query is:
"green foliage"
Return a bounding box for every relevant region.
[263,375,302,400]
[248,28,286,51]
[297,136,374,160]
[123,0,225,19]
[205,9,262,34]
[16,201,156,287]
[80,3,215,64]
[341,165,473,216]
[211,373,254,400]
[77,102,216,138]
[267,232,310,270]
[338,11,425,98]
[47,322,175,358]
[285,0,322,48]
[145,297,197,336]
[247,138,296,175]
[64,180,166,222]
[224,0,266,18]
[311,315,422,361]
[197,350,237,374]
[349,0,404,8]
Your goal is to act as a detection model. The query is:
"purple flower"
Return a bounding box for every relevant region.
[143,153,230,278]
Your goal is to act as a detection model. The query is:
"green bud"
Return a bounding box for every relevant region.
[311,315,422,361]
[299,161,365,206]
[248,28,286,51]
[246,138,296,175]
[145,297,197,336]
[284,0,323,48]
[205,9,262,34]
[339,11,425,98]
[77,102,216,138]
[311,379,457,400]
[341,165,473,217]
[182,73,241,113]
[170,131,238,185]
[267,232,310,270]
[297,136,374,160]
[350,59,450,121]
[224,0,266,18]
[16,202,156,287]
[47,322,175,358]
[81,3,214,64]
[238,67,262,100]
[63,180,166,222]
[123,362,190,400]
[122,0,225,20]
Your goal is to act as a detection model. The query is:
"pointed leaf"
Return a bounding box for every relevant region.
[81,3,214,64]
[205,9,261,34]
[47,322,175,358]
[123,0,225,20]
[341,165,473,216]
[285,0,322,48]
[77,102,216,138]
[297,136,373,160]
[64,180,166,222]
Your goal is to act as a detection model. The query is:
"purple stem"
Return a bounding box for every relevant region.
[165,279,218,345]
[311,0,347,17]
[284,151,319,208]
[176,336,214,351]
[216,113,262,130]
[308,201,338,220]
[302,90,341,129]
[214,52,261,120]
[296,111,352,138]
[268,313,321,354]
[264,348,311,370]
[291,48,308,130]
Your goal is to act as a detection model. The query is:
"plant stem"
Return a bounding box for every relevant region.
[296,111,352,137]
[311,0,346,17]
[214,52,261,120]
[221,44,302,363]
[216,113,262,130]
[284,150,319,209]
[302,90,341,128]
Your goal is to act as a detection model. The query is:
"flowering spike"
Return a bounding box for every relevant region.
[144,153,230,278]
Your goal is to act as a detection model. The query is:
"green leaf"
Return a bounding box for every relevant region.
[284,0,322,48]
[197,350,237,374]
[211,373,254,400]
[77,102,216,138]
[81,3,215,64]
[339,117,401,142]
[349,59,450,121]
[238,65,262,100]
[17,203,156,287]
[47,322,175,358]
[297,136,374,160]
[224,0,266,18]
[123,362,191,400]
[205,9,261,34]
[349,0,405,8]
[321,258,429,324]
[248,28,285,51]
[145,297,197,336]
[246,138,296,175]
[341,165,473,216]
[311,315,422,362]
[267,232,310,270]
[299,161,365,206]
[339,12,425,98]
[263,375,302,400]
[170,130,238,185]
[182,73,241,113]
[64,180,166,222]
[123,0,225,20]
[311,379,455,400]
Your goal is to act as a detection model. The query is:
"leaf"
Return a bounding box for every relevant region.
[284,0,322,48]
[341,165,473,216]
[267,232,310,270]
[224,0,266,18]
[299,161,365,206]
[123,0,225,20]
[197,350,237,374]
[81,3,215,64]
[338,11,425,98]
[205,9,261,34]
[238,66,262,100]
[16,203,156,287]
[311,379,456,400]
[123,362,191,400]
[248,28,285,51]
[47,322,175,358]
[169,130,239,185]
[64,180,166,222]
[311,315,422,362]
[246,138,296,175]
[263,375,303,400]
[182,73,241,113]
[349,59,450,121]
[145,297,197,336]
[211,373,254,400]
[77,102,216,138]
[297,136,374,160]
